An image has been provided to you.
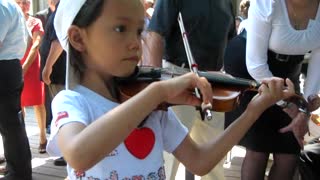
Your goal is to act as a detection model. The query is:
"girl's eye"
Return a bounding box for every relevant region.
[115,25,126,32]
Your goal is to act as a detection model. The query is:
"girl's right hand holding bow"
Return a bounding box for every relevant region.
[157,72,213,107]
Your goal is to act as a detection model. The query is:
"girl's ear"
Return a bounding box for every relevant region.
[68,25,85,52]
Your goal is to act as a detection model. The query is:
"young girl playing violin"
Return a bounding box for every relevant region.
[46,0,297,179]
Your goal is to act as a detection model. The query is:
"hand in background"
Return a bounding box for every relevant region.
[282,103,299,119]
[279,94,320,148]
[42,65,52,85]
[279,112,309,148]
[308,94,320,112]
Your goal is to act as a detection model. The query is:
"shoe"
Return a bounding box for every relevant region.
[38,140,47,154]
[0,156,5,164]
[54,157,67,166]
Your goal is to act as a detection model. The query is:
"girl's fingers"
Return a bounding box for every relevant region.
[257,83,268,95]
[284,78,295,98]
[265,78,278,96]
[195,76,213,105]
[261,77,295,100]
[260,77,283,98]
[164,73,213,106]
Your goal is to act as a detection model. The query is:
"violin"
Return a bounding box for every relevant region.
[117,66,252,112]
[116,66,310,115]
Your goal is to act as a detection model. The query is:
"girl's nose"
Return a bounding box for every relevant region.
[128,35,141,51]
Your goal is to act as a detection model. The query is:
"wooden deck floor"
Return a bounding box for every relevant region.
[0,107,67,180]
[0,107,318,179]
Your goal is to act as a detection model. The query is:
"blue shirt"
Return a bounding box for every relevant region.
[0,0,27,60]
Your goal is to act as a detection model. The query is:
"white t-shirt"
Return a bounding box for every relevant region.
[246,0,320,98]
[47,85,188,180]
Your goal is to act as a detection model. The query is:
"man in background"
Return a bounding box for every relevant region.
[144,0,236,179]
[0,0,32,179]
[36,0,59,134]
[39,0,66,166]
[35,0,56,27]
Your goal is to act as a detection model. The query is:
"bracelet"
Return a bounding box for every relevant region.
[298,107,311,117]
[277,100,288,108]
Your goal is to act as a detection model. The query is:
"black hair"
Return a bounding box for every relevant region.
[69,0,122,103]
[69,0,105,80]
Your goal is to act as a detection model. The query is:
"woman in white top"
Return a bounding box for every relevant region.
[239,0,320,179]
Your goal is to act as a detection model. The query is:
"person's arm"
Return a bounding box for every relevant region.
[42,40,63,84]
[304,48,320,99]
[142,0,178,67]
[22,30,43,75]
[141,31,164,67]
[56,73,213,171]
[246,0,274,82]
[22,20,44,75]
[173,78,295,176]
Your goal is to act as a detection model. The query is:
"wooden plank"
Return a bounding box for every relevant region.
[0,107,68,180]
[32,173,67,180]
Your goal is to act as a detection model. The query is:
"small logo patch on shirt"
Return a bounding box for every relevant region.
[55,111,69,126]
[74,170,85,178]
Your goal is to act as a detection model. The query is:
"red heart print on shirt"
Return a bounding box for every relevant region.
[124,127,155,159]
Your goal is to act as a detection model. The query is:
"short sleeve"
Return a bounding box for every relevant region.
[49,22,58,41]
[47,12,59,41]
[147,0,179,37]
[31,18,44,35]
[46,90,90,156]
[0,6,10,45]
[161,108,188,153]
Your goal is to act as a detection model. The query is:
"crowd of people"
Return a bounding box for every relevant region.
[0,0,320,179]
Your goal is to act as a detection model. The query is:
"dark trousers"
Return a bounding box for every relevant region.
[0,60,32,179]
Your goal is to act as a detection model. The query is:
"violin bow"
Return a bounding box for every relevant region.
[177,12,213,120]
